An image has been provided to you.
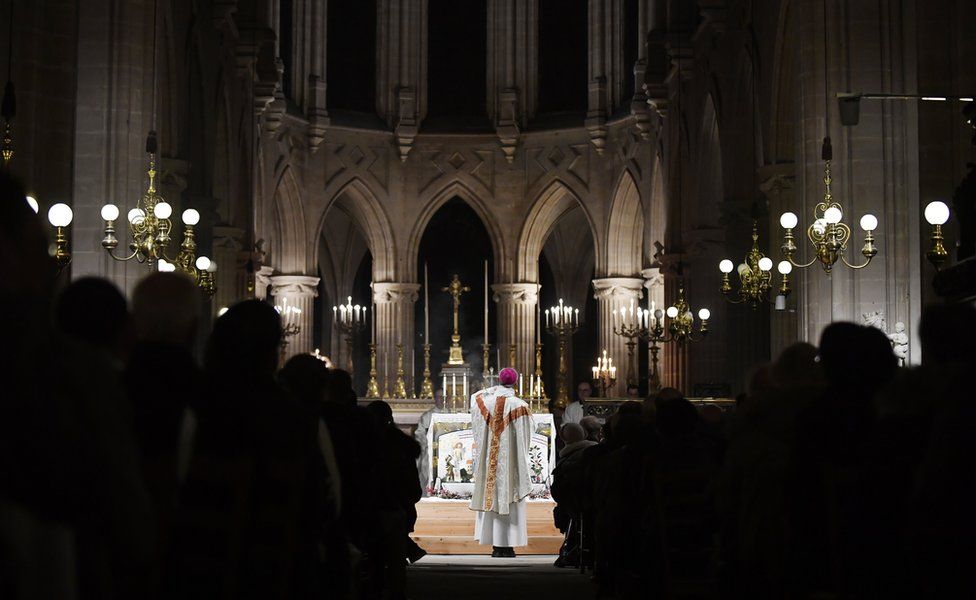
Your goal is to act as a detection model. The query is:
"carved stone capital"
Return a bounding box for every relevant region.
[492,283,540,305]
[641,267,665,290]
[373,282,421,304]
[270,274,320,298]
[592,277,644,301]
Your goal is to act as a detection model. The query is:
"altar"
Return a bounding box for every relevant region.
[424,412,556,498]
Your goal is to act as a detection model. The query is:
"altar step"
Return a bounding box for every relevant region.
[411,498,563,555]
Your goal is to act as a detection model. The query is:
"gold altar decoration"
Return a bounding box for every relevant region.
[419,344,435,399]
[393,343,408,398]
[366,343,381,398]
[544,299,580,408]
[442,274,470,366]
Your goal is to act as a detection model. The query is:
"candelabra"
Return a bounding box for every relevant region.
[275,299,302,363]
[592,350,617,398]
[544,299,580,408]
[924,200,951,270]
[612,298,646,387]
[332,296,368,377]
[366,343,381,398]
[719,220,792,307]
[99,132,216,296]
[779,140,878,276]
[419,343,434,399]
[640,286,710,392]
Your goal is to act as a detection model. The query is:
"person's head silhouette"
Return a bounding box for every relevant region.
[55,277,130,360]
[206,300,281,380]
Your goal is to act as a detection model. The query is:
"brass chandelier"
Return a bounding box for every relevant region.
[719,219,792,307]
[779,138,878,275]
[99,132,216,297]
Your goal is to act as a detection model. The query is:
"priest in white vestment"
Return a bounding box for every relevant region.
[469,367,534,557]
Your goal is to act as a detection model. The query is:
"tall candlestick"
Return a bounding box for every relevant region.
[536,300,540,345]
[424,263,430,342]
[484,260,488,343]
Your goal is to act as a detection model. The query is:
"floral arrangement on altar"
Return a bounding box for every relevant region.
[424,485,552,500]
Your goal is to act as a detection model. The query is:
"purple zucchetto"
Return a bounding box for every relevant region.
[498,367,519,386]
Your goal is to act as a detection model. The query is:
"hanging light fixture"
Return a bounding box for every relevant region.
[1,0,14,166]
[778,0,879,278]
[96,1,215,296]
[924,200,951,270]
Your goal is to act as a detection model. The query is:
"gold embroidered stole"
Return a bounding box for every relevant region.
[475,391,530,511]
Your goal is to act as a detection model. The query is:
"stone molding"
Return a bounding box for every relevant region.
[373,282,421,304]
[591,277,644,301]
[641,267,665,290]
[270,274,320,297]
[492,283,540,305]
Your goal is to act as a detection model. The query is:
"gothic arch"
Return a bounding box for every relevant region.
[606,169,644,276]
[693,94,723,226]
[314,177,397,281]
[270,166,308,274]
[518,179,600,282]
[406,180,506,281]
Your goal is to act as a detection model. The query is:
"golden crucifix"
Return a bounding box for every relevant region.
[442,274,470,365]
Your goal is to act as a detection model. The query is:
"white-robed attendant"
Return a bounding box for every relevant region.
[469,367,534,557]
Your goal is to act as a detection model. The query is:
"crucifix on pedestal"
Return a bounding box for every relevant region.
[442,274,471,366]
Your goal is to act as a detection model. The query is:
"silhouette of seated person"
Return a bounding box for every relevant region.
[170,300,323,599]
[123,272,204,595]
[551,423,597,567]
[366,400,424,595]
[789,322,896,597]
[0,175,152,599]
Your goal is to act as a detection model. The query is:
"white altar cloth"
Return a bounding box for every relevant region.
[424,412,555,498]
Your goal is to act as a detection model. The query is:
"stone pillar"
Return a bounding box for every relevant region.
[270,274,319,361]
[255,265,275,300]
[373,283,421,395]
[592,277,644,397]
[641,267,665,385]
[492,283,539,376]
[212,226,245,314]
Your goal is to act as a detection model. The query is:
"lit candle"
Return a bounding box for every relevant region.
[463,373,468,399]
[452,374,457,398]
[333,305,337,322]
[519,376,523,397]
[354,305,360,322]
[592,365,599,379]
[545,308,550,328]
[443,374,447,395]
[574,308,579,327]
[424,263,430,342]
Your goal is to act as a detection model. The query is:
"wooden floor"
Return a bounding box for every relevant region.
[412,499,563,555]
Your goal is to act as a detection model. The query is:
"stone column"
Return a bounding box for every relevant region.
[212,226,245,314]
[373,283,421,395]
[592,277,644,396]
[270,274,320,361]
[492,283,539,376]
